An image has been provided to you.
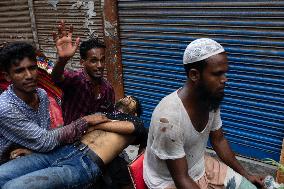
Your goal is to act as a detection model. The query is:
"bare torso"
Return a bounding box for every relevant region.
[10,126,136,164]
[81,130,135,164]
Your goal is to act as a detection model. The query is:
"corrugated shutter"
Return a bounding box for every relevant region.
[118,1,284,160]
[0,0,34,44]
[33,0,104,69]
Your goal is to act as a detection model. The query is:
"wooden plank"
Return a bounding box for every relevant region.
[104,0,124,101]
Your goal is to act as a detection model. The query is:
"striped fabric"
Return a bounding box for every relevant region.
[0,85,88,164]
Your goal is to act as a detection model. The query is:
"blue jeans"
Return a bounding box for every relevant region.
[0,144,102,189]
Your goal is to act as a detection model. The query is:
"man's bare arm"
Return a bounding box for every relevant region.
[166,157,200,189]
[92,121,135,135]
[210,128,264,188]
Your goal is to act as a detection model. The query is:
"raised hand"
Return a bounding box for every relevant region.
[52,20,80,61]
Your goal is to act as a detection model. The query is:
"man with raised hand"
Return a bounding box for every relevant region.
[51,20,115,125]
[51,20,136,189]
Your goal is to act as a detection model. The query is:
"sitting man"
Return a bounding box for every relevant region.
[143,38,264,189]
[0,42,109,164]
[0,95,147,189]
[0,47,64,128]
[51,20,135,189]
[51,20,114,125]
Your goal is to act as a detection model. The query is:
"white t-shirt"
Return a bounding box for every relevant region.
[143,90,222,189]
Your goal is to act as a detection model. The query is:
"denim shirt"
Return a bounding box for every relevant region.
[0,85,51,163]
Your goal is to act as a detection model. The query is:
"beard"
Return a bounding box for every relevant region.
[115,100,133,115]
[196,82,225,112]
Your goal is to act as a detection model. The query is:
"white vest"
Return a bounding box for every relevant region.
[143,91,222,189]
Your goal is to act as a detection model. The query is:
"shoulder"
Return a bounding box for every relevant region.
[0,89,8,100]
[212,108,221,121]
[211,108,221,118]
[153,91,181,117]
[0,90,13,105]
[63,70,82,80]
[0,92,18,117]
[37,88,48,100]
[37,88,47,95]
[151,91,183,127]
[209,108,222,131]
[0,92,10,112]
[59,70,84,88]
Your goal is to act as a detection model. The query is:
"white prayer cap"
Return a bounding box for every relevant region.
[183,38,225,64]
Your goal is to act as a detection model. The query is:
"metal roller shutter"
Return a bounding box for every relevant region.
[33,0,104,69]
[0,0,34,44]
[118,1,284,160]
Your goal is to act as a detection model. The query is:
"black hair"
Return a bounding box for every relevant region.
[80,38,106,60]
[115,95,143,117]
[0,42,36,72]
[183,59,207,78]
[129,95,143,117]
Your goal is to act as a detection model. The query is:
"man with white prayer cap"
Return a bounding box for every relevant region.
[143,38,264,189]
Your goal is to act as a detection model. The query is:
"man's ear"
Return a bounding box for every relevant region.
[2,71,11,82]
[188,69,200,82]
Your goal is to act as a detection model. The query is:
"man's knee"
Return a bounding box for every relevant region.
[2,179,24,189]
[205,155,228,184]
[0,168,16,187]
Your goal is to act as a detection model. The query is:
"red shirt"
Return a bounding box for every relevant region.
[57,70,115,125]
